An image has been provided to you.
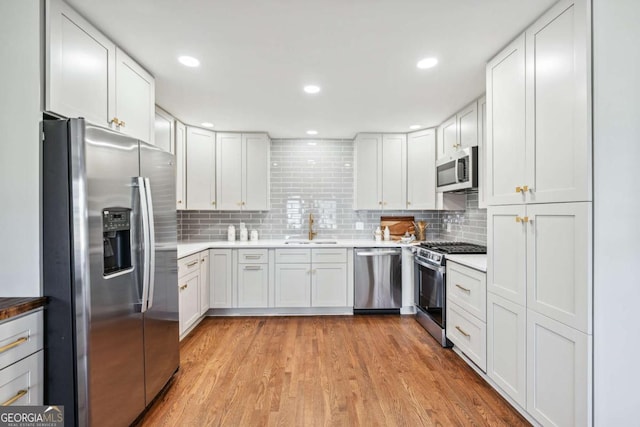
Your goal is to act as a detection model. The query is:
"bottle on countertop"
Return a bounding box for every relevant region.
[374,226,382,242]
[227,225,236,242]
[239,222,248,242]
[250,229,259,241]
[383,226,391,241]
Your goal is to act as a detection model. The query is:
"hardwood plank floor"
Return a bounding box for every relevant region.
[140,316,529,426]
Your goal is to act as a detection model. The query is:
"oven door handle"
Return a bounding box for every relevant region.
[414,258,446,274]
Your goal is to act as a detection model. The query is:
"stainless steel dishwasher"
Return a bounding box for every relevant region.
[354,248,402,313]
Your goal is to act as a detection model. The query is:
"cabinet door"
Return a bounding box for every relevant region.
[487,205,526,305]
[525,0,590,204]
[527,310,590,427]
[354,134,382,209]
[477,96,487,209]
[175,121,187,210]
[457,100,478,149]
[487,293,526,408]
[381,134,407,210]
[178,271,200,336]
[437,116,457,160]
[446,302,486,372]
[406,129,436,210]
[186,127,215,210]
[216,133,243,210]
[526,202,591,333]
[274,264,311,307]
[115,48,155,143]
[154,107,174,153]
[243,133,270,210]
[210,249,233,308]
[46,0,115,128]
[312,264,348,307]
[199,251,210,316]
[486,34,527,206]
[237,264,269,308]
[0,350,43,406]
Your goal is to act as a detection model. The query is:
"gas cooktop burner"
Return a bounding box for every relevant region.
[419,241,487,254]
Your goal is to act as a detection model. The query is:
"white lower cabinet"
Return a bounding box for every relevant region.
[210,249,233,308]
[0,351,43,406]
[178,270,200,336]
[447,302,486,371]
[275,264,311,307]
[199,251,210,316]
[527,310,590,427]
[487,292,527,409]
[312,264,348,307]
[237,264,269,308]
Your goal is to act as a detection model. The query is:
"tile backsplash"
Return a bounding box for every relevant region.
[178,138,485,245]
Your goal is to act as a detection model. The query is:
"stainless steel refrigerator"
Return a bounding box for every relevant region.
[42,118,179,427]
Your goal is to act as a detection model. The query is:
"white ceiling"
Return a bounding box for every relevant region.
[66,0,556,139]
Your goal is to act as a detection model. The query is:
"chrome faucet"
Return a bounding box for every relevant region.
[308,213,317,241]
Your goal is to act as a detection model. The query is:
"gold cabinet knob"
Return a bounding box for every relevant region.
[516,186,522,193]
[177,200,182,204]
[516,216,522,223]
[523,185,529,192]
[111,117,120,126]
[120,120,126,127]
[211,201,216,205]
[407,201,411,205]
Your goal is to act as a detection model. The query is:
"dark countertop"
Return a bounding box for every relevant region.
[0,297,47,321]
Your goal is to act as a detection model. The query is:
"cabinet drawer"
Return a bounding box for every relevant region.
[0,350,43,406]
[311,248,347,264]
[178,254,200,277]
[238,249,269,264]
[447,302,486,372]
[0,311,43,371]
[447,262,486,322]
[275,249,311,264]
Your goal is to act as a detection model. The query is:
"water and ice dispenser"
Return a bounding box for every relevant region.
[103,208,132,275]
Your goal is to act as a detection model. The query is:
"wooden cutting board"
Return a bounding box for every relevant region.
[380,216,415,241]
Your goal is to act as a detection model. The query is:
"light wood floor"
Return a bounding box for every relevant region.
[140,316,529,426]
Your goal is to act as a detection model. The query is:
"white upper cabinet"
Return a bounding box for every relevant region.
[186,127,216,210]
[46,0,155,143]
[46,0,115,128]
[487,0,590,205]
[477,96,487,209]
[525,0,591,204]
[406,129,437,210]
[486,34,527,206]
[154,107,175,153]
[216,133,270,211]
[354,133,406,210]
[175,121,186,210]
[114,48,155,143]
[457,100,479,150]
[437,116,457,160]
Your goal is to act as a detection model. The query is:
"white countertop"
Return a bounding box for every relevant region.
[178,239,418,258]
[445,254,487,272]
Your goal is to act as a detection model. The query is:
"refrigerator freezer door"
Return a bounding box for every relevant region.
[139,142,179,404]
[84,124,146,426]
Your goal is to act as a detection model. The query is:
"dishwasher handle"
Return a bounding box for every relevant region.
[356,250,402,257]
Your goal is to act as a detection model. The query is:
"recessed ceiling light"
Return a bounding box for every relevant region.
[306,130,318,135]
[417,57,438,69]
[303,85,321,94]
[344,163,351,167]
[201,122,214,128]
[178,55,200,67]
[409,125,421,130]
[307,142,317,146]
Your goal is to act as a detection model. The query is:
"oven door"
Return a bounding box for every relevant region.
[414,257,446,328]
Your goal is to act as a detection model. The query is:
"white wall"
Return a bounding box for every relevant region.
[593,0,640,423]
[0,1,42,296]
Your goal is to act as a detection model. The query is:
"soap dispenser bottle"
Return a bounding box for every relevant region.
[383,226,391,241]
[374,226,382,241]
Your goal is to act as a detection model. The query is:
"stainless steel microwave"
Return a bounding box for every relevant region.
[436,146,478,192]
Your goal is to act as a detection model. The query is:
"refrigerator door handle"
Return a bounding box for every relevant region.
[143,177,156,311]
[137,176,150,313]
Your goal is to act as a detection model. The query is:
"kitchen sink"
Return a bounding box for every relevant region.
[284,239,338,245]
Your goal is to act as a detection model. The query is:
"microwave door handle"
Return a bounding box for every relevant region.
[455,159,461,183]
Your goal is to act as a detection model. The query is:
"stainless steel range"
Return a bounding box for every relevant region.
[413,241,486,347]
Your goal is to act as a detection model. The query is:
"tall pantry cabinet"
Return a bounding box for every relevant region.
[485,0,592,426]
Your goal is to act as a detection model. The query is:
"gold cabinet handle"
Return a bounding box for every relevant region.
[244,266,262,271]
[0,337,28,354]
[2,389,28,406]
[186,260,198,267]
[516,216,521,223]
[110,117,120,126]
[201,259,205,263]
[119,120,126,128]
[407,201,411,206]
[245,255,261,259]
[523,216,529,223]
[523,185,529,192]
[177,200,182,204]
[455,326,470,338]
[179,284,188,291]
[515,186,522,193]
[455,284,471,293]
